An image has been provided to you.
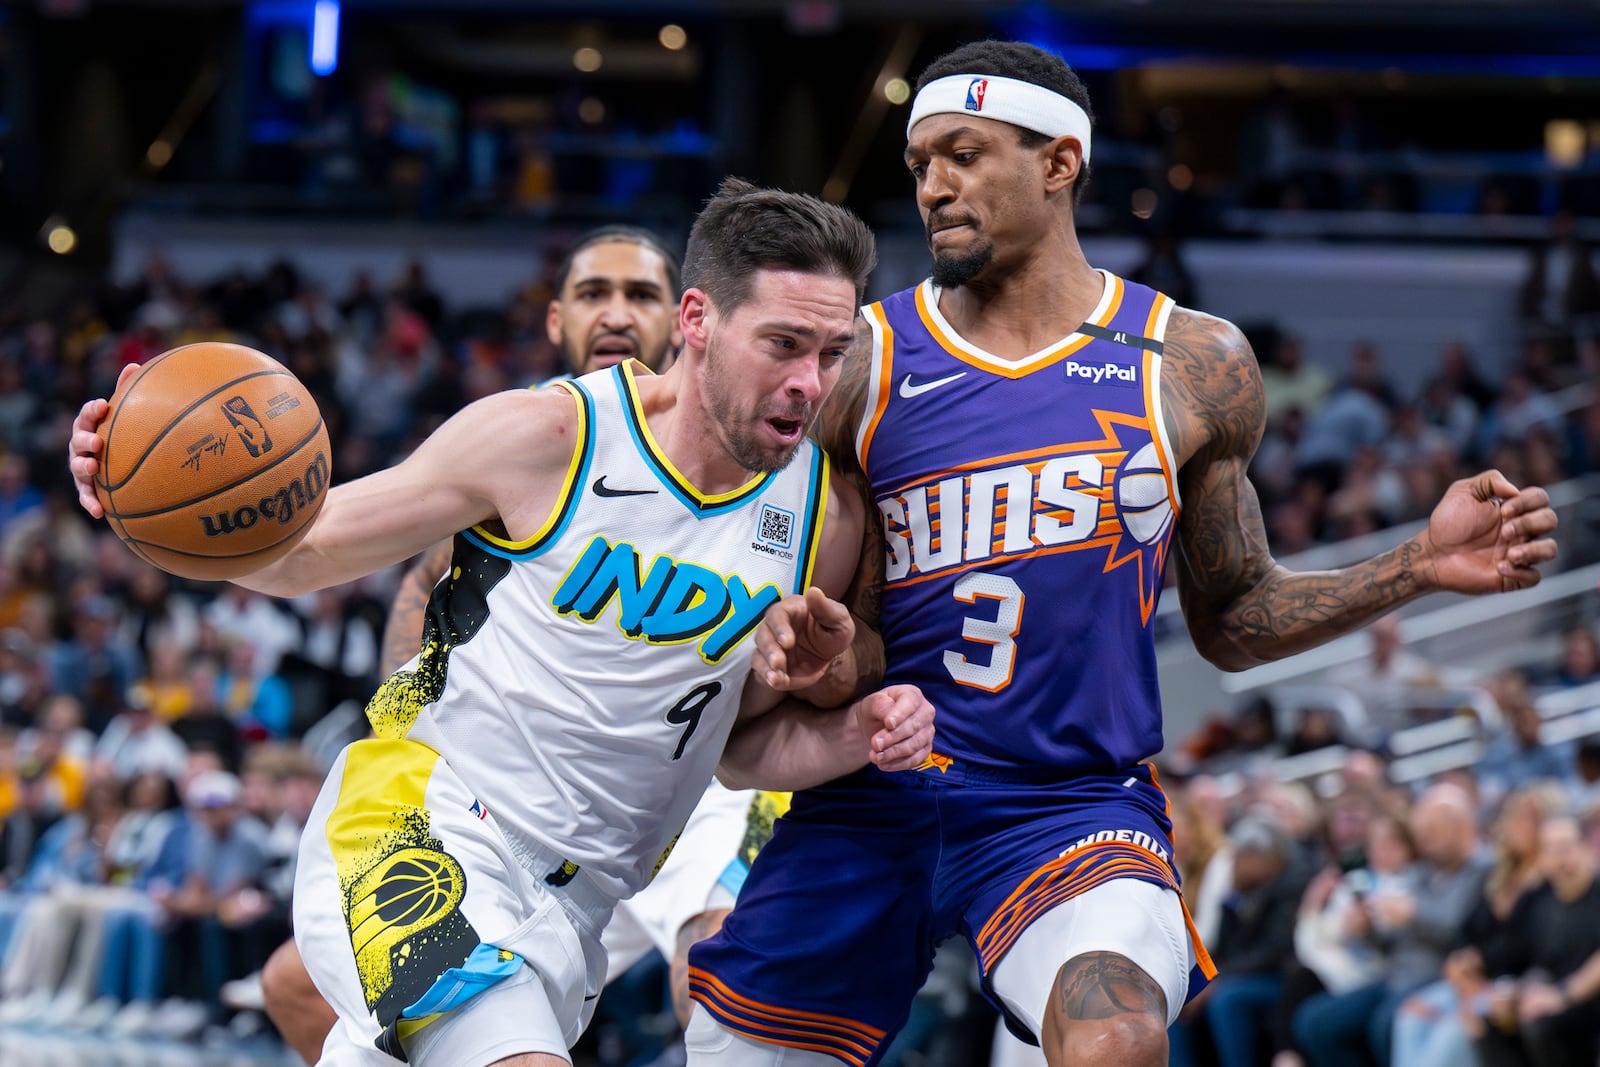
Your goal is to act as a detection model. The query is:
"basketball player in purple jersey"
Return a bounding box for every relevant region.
[686,40,1560,1067]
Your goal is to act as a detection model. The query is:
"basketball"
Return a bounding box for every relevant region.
[93,342,332,582]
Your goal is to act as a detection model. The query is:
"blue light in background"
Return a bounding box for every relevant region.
[310,0,339,76]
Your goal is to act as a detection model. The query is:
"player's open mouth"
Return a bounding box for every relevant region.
[767,417,803,443]
[590,339,637,365]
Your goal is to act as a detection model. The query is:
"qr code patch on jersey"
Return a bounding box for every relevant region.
[758,504,794,548]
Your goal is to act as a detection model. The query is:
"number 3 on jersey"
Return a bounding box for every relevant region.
[942,573,1024,692]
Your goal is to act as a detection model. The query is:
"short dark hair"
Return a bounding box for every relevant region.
[914,40,1095,208]
[681,177,877,314]
[553,225,681,298]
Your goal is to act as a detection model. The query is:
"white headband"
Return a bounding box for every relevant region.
[907,74,1092,164]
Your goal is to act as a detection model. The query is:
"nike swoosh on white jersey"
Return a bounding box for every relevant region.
[898,371,967,398]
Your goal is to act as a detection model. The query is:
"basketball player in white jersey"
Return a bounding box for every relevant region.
[250,225,814,1063]
[69,179,934,1067]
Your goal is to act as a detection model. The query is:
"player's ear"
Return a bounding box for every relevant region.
[1042,135,1084,195]
[680,289,711,351]
[546,299,565,347]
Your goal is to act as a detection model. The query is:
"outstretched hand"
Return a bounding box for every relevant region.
[751,586,854,691]
[66,362,140,519]
[1425,470,1558,595]
[849,683,934,773]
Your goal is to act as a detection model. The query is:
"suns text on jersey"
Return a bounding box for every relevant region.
[877,449,1116,582]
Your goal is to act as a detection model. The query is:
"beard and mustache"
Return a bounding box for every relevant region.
[926,212,994,289]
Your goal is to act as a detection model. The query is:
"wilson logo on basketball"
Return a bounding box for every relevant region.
[198,450,330,538]
[220,395,273,458]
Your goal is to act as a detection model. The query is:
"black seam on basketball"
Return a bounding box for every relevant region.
[96,342,199,486]
[104,511,160,569]
[101,368,297,493]
[117,499,325,560]
[103,418,326,521]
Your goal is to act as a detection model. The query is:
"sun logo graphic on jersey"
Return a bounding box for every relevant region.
[551,535,783,663]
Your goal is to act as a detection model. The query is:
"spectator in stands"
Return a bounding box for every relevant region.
[1479,672,1575,807]
[171,657,242,773]
[1259,333,1332,430]
[1293,782,1492,1067]
[153,768,270,1037]
[1477,367,1564,458]
[1393,783,1558,1067]
[1331,612,1444,743]
[44,594,140,723]
[1474,814,1600,1067]
[1518,210,1600,353]
[15,697,88,820]
[1294,345,1394,493]
[1171,813,1312,1067]
[1171,784,1233,951]
[119,563,200,662]
[201,585,301,684]
[93,689,188,784]
[0,456,44,537]
[1284,810,1419,1067]
[1130,230,1198,310]
[1540,625,1600,690]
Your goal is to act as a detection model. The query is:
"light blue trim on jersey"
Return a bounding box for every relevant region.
[716,857,751,899]
[792,443,827,594]
[462,380,597,562]
[398,943,525,1020]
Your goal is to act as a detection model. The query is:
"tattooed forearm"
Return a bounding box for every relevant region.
[1054,952,1166,1021]
[1197,537,1430,670]
[378,539,454,676]
[671,908,730,1028]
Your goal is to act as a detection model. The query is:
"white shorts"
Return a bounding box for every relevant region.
[989,877,1194,1039]
[601,780,754,981]
[293,738,611,1067]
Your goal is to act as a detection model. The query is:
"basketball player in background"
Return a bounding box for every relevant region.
[687,42,1560,1067]
[253,225,817,1062]
[70,180,933,1067]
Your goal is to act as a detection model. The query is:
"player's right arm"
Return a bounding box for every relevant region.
[69,381,580,597]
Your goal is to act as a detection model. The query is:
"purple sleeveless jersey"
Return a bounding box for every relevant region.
[857,270,1182,775]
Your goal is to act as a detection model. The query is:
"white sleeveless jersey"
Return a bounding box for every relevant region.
[364,361,830,900]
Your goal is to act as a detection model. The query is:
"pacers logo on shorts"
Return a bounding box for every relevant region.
[347,844,473,1015]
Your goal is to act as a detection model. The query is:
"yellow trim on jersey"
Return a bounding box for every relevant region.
[797,449,831,593]
[618,360,773,509]
[469,379,591,551]
[912,274,1124,379]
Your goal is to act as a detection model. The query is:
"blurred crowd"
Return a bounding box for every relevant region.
[0,237,1595,1065]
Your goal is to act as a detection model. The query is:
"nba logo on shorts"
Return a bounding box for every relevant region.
[965,78,988,111]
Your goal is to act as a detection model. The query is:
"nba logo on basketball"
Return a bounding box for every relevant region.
[965,78,988,111]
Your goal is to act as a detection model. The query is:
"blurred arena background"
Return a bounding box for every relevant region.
[0,0,1598,1064]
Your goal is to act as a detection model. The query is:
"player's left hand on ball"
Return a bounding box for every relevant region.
[752,587,854,691]
[852,683,935,773]
[67,362,139,519]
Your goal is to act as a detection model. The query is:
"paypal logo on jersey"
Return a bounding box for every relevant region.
[551,535,781,664]
[1064,359,1139,388]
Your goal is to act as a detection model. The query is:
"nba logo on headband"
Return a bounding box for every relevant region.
[965,78,988,112]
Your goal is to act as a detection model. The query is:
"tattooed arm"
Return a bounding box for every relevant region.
[377,539,455,676]
[751,316,886,707]
[1162,309,1558,672]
